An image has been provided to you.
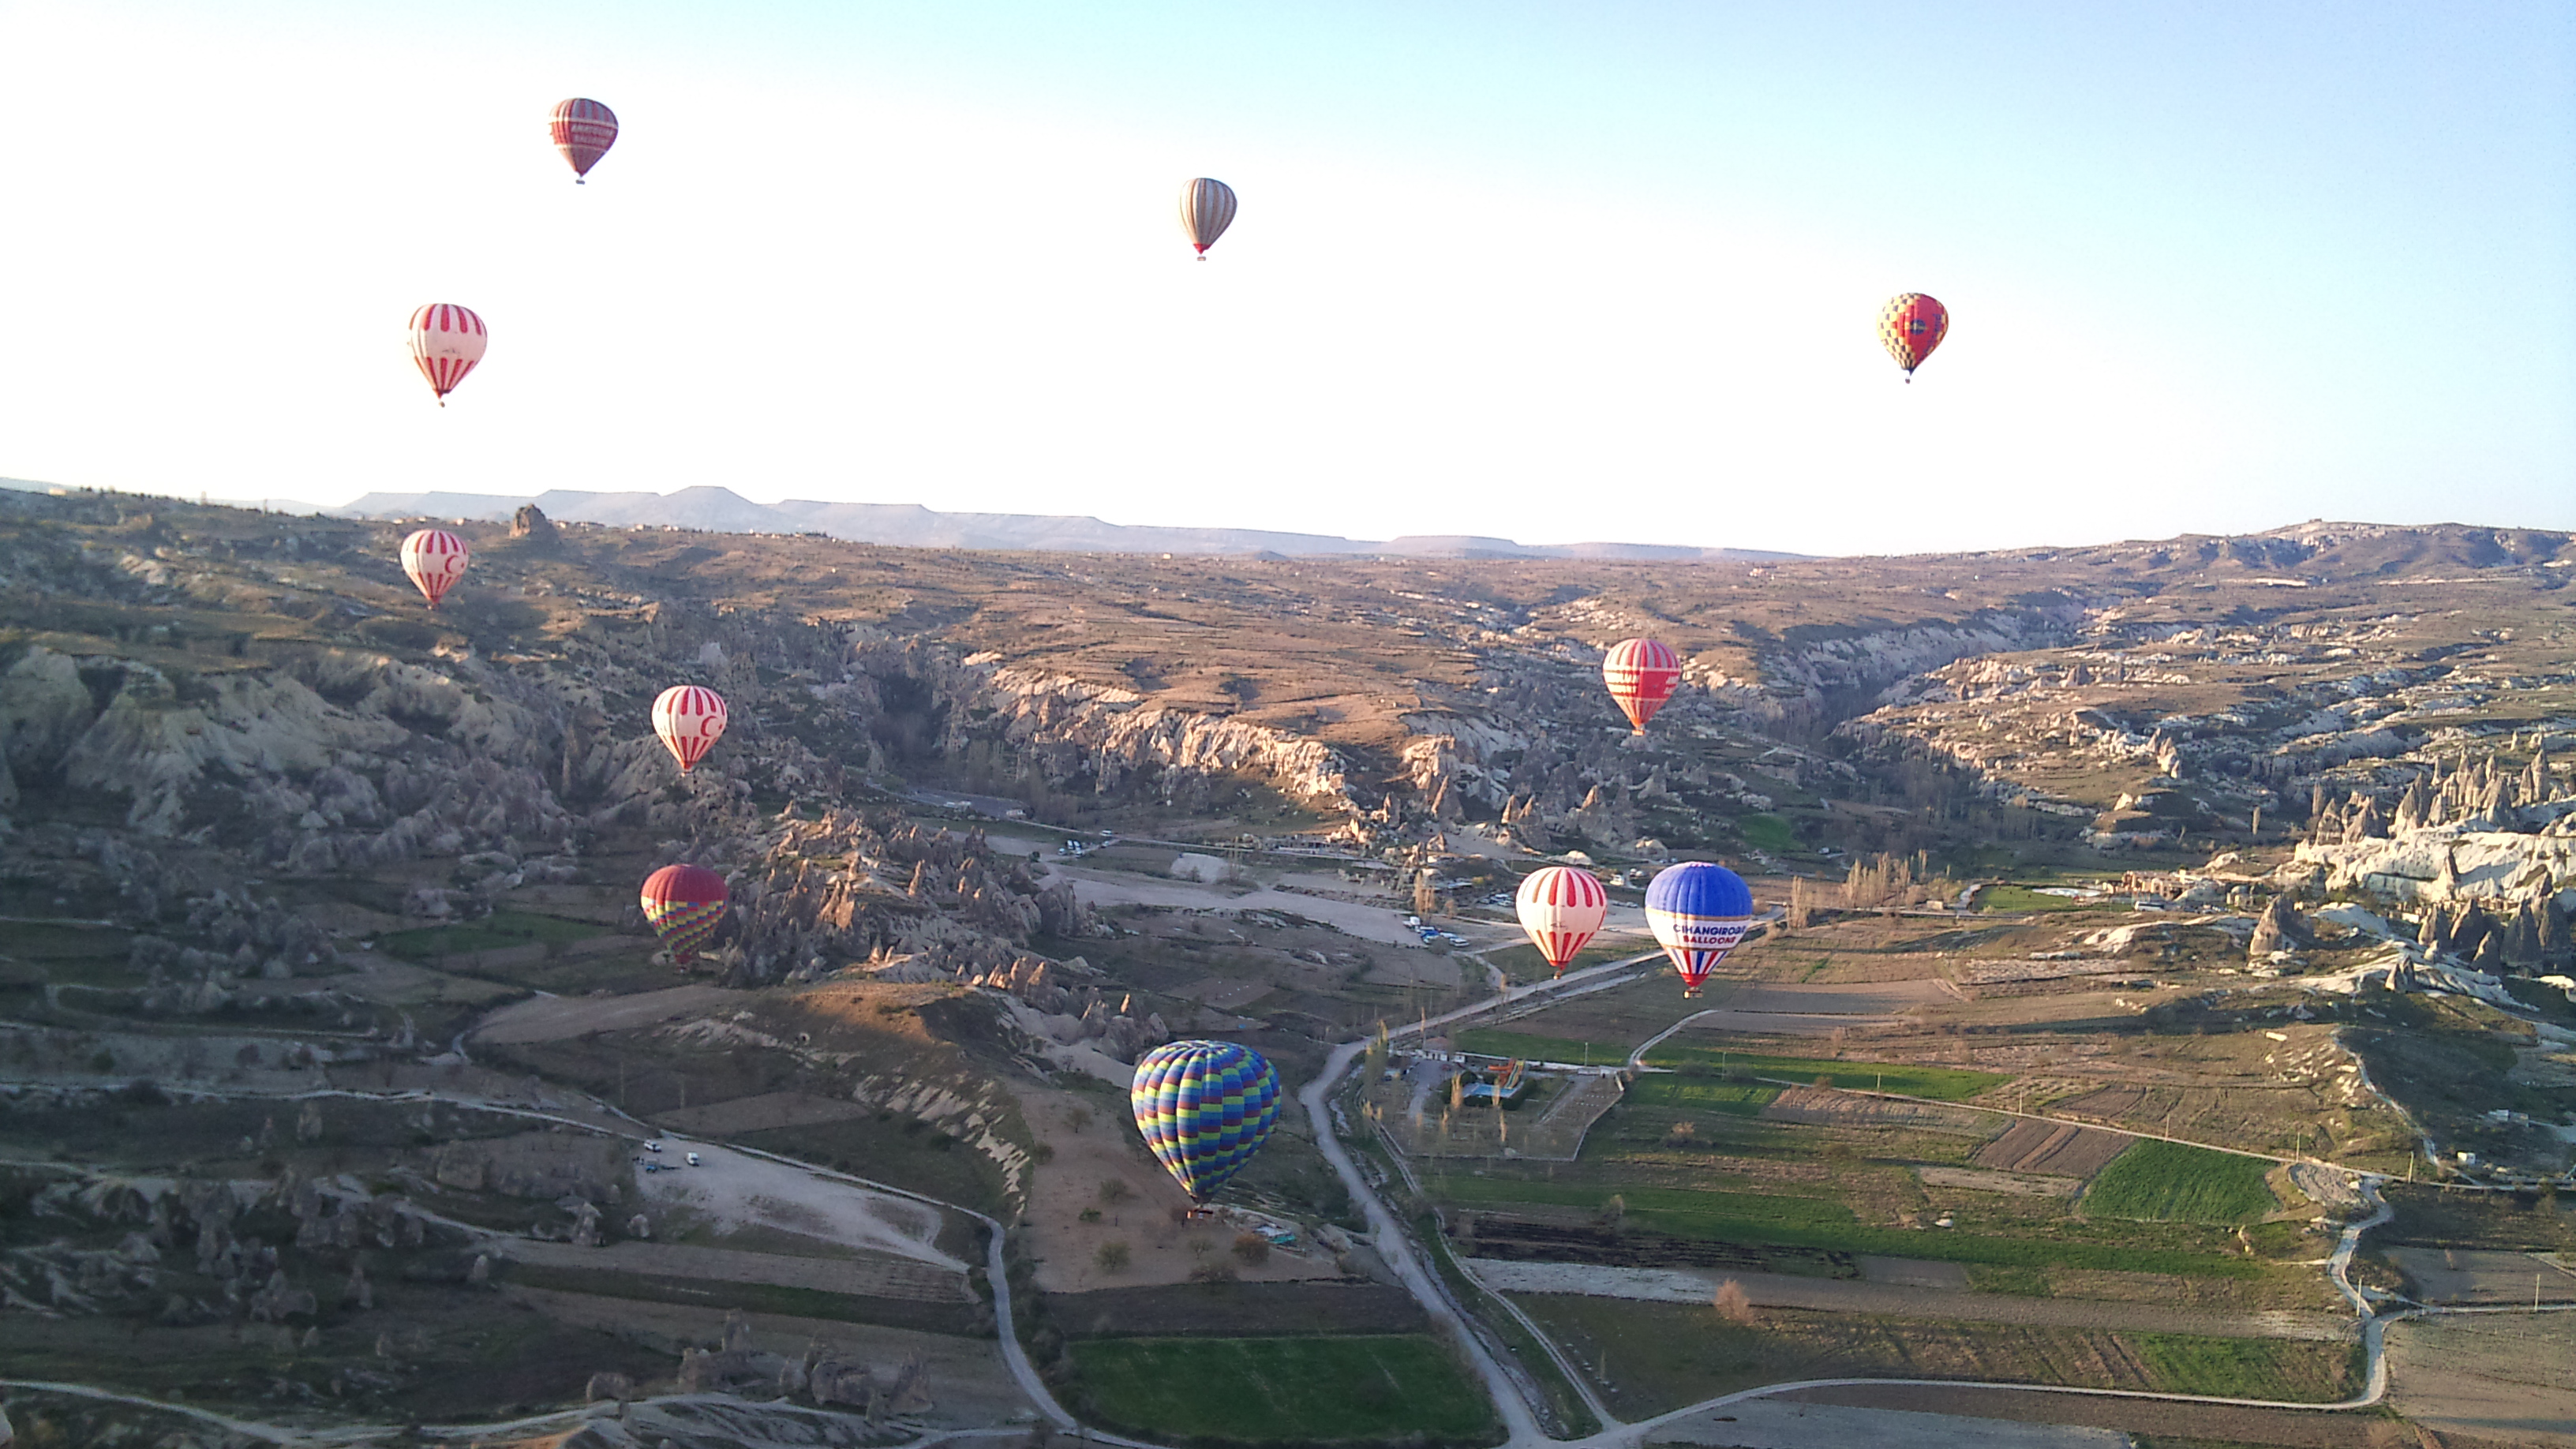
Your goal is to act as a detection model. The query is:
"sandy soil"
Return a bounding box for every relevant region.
[630,1139,964,1271]
[1015,1084,1342,1293]
[1654,1398,2125,1449]
[501,1284,1027,1427]
[1916,1166,2082,1197]
[1652,977,1956,1036]
[1972,1120,2133,1177]
[1047,859,1455,947]
[503,1236,971,1301]
[2385,1311,2576,1446]
[473,983,735,1044]
[651,1090,874,1136]
[1785,1383,2421,1447]
[1469,1260,2353,1340]
[2385,1245,2576,1305]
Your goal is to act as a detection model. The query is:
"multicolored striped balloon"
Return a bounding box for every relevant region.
[641,864,728,962]
[1130,1039,1280,1203]
[1516,866,1608,976]
[407,304,487,406]
[651,685,728,772]
[1603,638,1682,733]
[1645,861,1754,998]
[1878,293,1949,381]
[549,98,619,182]
[1179,178,1237,259]
[399,528,470,609]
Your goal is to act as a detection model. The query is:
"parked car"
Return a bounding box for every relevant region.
[685,1152,702,1167]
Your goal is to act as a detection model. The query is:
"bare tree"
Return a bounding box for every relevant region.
[1713,1279,1757,1324]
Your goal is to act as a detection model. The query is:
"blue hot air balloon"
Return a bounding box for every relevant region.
[1130,1039,1282,1203]
[1645,861,1754,997]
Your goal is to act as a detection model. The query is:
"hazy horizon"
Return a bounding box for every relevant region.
[0,2,2567,556]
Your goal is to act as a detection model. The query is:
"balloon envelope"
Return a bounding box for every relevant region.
[1878,293,1949,377]
[408,304,487,405]
[1130,1039,1280,1202]
[1516,867,1608,975]
[549,98,618,181]
[399,529,470,609]
[1603,638,1681,732]
[1645,862,1754,997]
[1178,178,1237,256]
[652,685,728,772]
[640,864,728,961]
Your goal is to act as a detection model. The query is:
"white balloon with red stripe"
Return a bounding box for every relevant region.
[1603,637,1682,733]
[1179,178,1237,257]
[549,98,618,182]
[407,304,487,406]
[1516,866,1608,976]
[652,685,728,772]
[399,528,470,609]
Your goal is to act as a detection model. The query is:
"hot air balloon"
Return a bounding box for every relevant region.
[1878,293,1949,381]
[408,304,487,406]
[640,864,728,963]
[549,98,619,182]
[1130,1039,1280,1204]
[1645,861,1754,998]
[1516,867,1608,977]
[399,528,470,609]
[1178,178,1237,259]
[652,686,728,772]
[1603,638,1682,734]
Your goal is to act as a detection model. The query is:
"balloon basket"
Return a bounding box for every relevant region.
[1185,1206,1219,1220]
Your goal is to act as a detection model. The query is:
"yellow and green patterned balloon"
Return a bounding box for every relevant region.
[1129,1039,1282,1203]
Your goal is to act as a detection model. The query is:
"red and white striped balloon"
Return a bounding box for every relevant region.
[652,685,728,772]
[1516,867,1609,976]
[407,305,487,406]
[1603,638,1682,733]
[549,98,619,182]
[399,529,470,609]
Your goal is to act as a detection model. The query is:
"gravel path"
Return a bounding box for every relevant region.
[1466,1259,2355,1342]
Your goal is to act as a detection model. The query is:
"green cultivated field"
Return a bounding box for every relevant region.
[1429,1170,2264,1280]
[1514,1296,2359,1415]
[1455,1029,1638,1067]
[1644,1049,2010,1102]
[1454,1032,2009,1102]
[1623,1076,1781,1115]
[2082,1140,2277,1224]
[1066,1335,1500,1445]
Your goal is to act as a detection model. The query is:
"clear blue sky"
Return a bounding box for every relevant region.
[0,1,2567,554]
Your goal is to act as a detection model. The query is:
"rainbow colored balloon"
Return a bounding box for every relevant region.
[1130,1039,1281,1203]
[640,864,728,962]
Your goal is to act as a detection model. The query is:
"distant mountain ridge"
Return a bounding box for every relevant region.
[330,485,1804,561]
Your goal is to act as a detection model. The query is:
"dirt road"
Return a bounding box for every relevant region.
[1652,1398,2125,1448]
[473,983,733,1044]
[501,1236,972,1301]
[631,1138,966,1271]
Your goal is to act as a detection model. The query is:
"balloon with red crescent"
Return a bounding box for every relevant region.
[408,304,487,406]
[399,529,470,610]
[1516,867,1608,976]
[652,685,728,772]
[1603,638,1681,733]
[1179,178,1237,258]
[1877,293,1949,380]
[549,98,618,182]
[641,864,728,963]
